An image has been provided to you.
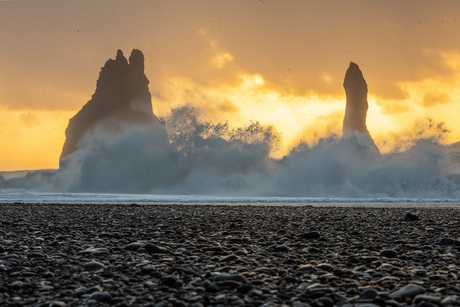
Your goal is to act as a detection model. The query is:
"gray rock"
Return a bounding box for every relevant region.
[317,263,334,271]
[274,244,289,251]
[390,284,425,299]
[359,288,378,300]
[380,249,397,258]
[82,261,106,271]
[404,212,419,221]
[126,242,143,250]
[219,254,238,262]
[413,294,441,304]
[9,280,23,289]
[441,296,460,306]
[144,243,168,254]
[299,231,321,239]
[439,237,455,246]
[214,273,247,284]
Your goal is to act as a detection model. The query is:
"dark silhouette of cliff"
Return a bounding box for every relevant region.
[60,49,159,164]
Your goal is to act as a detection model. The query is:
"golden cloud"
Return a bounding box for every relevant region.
[422,92,451,107]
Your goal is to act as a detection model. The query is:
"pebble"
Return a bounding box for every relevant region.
[126,242,143,250]
[413,294,441,304]
[81,261,106,271]
[219,254,238,262]
[144,243,168,254]
[317,263,334,271]
[379,249,397,258]
[1,204,460,306]
[439,237,456,245]
[359,288,378,300]
[214,273,247,284]
[299,231,321,239]
[404,212,419,221]
[389,284,425,299]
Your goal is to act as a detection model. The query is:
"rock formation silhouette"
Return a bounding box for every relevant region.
[60,49,159,165]
[343,62,369,136]
[342,62,379,151]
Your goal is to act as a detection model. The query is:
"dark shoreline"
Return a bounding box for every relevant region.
[1,203,459,306]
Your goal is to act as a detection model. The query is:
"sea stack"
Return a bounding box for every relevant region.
[342,62,370,137]
[60,49,159,164]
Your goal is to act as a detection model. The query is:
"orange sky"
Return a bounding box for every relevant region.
[1,0,460,171]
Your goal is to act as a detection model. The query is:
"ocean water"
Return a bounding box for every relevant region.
[1,188,460,207]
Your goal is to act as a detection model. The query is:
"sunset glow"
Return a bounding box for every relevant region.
[1,0,460,171]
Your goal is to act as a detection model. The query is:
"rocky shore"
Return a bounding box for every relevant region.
[1,203,460,306]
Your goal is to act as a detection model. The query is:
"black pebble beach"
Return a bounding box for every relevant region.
[1,203,460,306]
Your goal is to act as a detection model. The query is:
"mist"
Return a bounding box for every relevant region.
[3,106,460,199]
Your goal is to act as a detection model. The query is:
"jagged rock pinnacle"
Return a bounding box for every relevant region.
[60,49,159,164]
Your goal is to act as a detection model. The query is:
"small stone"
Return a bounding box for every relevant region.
[360,288,378,300]
[5,232,15,237]
[0,246,5,253]
[48,301,66,307]
[441,296,460,306]
[86,285,103,293]
[144,243,168,254]
[82,261,106,271]
[126,242,143,251]
[413,294,441,305]
[299,231,321,239]
[380,249,397,258]
[90,292,107,302]
[49,240,61,247]
[80,247,110,257]
[214,273,247,284]
[299,264,315,271]
[275,244,289,251]
[140,265,157,274]
[439,237,455,246]
[390,284,425,299]
[215,294,226,304]
[9,280,23,289]
[219,254,237,262]
[317,263,334,271]
[161,275,178,287]
[404,212,419,221]
[27,252,45,258]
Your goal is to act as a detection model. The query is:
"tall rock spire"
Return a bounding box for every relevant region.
[60,49,159,164]
[342,62,379,152]
[342,62,369,137]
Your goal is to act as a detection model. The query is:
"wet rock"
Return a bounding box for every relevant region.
[359,288,378,300]
[82,261,106,271]
[144,243,168,254]
[126,242,143,251]
[390,284,425,300]
[317,263,334,271]
[439,237,456,246]
[380,249,397,258]
[404,212,419,221]
[413,294,441,305]
[214,273,247,284]
[219,254,238,262]
[299,231,321,239]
